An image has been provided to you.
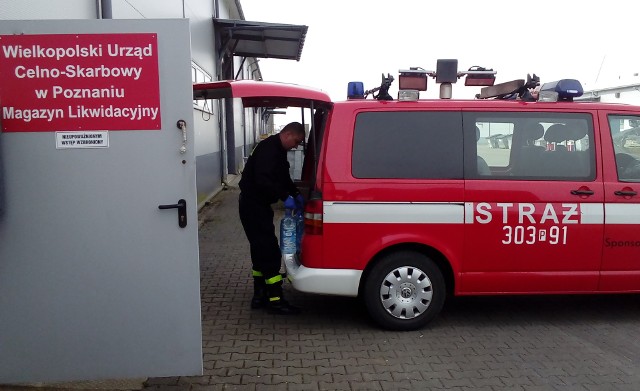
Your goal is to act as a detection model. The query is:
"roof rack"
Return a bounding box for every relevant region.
[347,59,497,101]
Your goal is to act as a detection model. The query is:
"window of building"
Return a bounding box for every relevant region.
[191,62,213,113]
[352,111,463,179]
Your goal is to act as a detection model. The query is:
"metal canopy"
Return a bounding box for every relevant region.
[214,18,307,61]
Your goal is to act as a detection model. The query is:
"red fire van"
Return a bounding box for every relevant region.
[195,61,640,330]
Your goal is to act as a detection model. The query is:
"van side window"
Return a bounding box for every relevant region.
[352,111,462,179]
[609,115,640,182]
[464,112,595,181]
[474,121,514,175]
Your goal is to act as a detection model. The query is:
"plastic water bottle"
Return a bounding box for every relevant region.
[295,210,304,254]
[280,208,297,256]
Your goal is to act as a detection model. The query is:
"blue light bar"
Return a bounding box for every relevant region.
[539,79,583,101]
[347,81,365,99]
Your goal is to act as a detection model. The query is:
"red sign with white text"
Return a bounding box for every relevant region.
[0,33,161,132]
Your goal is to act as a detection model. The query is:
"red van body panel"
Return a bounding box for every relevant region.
[200,80,640,300]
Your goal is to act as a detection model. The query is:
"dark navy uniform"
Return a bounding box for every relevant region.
[239,134,300,313]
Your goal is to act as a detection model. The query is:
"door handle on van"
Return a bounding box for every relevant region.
[614,190,638,197]
[570,189,594,196]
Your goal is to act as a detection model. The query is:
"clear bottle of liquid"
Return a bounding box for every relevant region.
[280,208,297,256]
[295,209,304,255]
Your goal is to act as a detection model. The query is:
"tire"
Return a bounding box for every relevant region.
[363,251,446,331]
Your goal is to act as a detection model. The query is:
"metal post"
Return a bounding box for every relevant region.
[100,0,112,19]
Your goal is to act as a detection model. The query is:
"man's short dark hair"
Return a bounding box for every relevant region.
[281,122,305,137]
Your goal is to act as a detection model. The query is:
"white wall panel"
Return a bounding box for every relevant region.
[186,0,215,75]
[111,0,182,18]
[0,0,96,19]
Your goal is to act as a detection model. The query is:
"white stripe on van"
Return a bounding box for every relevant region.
[323,202,465,224]
[580,203,604,224]
[323,202,624,225]
[605,204,640,224]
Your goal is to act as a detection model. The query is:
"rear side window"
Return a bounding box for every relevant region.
[464,112,595,181]
[352,111,462,179]
[608,115,640,182]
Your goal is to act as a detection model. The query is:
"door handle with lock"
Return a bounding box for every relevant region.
[570,189,594,196]
[614,190,638,197]
[158,199,187,228]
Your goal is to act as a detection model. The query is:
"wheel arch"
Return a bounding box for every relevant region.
[357,242,455,299]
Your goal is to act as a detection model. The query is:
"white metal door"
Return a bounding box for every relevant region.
[0,19,202,383]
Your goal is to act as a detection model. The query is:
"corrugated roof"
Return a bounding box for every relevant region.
[214,18,307,61]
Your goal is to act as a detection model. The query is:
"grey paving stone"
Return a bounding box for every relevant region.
[7,180,640,391]
[139,183,640,391]
[288,383,319,391]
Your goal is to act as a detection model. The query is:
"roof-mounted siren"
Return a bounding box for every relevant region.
[347,81,365,99]
[463,66,497,87]
[433,60,496,99]
[538,79,583,102]
[436,59,458,99]
[398,68,429,101]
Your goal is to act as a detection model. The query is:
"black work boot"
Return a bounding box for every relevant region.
[250,274,267,309]
[265,277,301,315]
[267,298,301,315]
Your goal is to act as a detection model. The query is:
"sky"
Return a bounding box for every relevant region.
[240,0,640,126]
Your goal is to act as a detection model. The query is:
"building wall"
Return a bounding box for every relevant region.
[217,1,261,177]
[0,0,96,19]
[597,91,640,106]
[111,0,226,206]
[111,0,182,18]
[185,0,224,205]
[193,103,223,205]
[0,0,262,208]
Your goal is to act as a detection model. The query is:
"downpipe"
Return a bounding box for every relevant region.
[98,0,112,19]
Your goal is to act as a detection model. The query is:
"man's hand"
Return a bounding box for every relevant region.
[284,196,296,210]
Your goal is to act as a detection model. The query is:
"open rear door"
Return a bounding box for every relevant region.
[193,80,332,110]
[193,79,332,194]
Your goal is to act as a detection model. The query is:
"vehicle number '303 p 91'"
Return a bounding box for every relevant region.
[502,225,568,245]
[468,202,580,246]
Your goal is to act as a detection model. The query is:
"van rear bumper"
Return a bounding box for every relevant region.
[284,254,362,297]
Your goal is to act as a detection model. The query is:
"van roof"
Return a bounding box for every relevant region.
[194,80,640,112]
[332,98,640,112]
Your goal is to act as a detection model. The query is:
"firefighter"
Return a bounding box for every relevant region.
[238,122,305,315]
